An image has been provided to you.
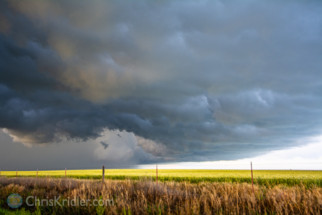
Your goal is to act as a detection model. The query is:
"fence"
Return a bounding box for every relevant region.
[1,162,322,190]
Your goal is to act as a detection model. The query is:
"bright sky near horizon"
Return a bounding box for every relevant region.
[139,136,322,170]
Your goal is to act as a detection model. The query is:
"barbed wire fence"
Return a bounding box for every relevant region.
[0,162,321,183]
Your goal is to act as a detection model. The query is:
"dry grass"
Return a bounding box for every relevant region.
[0,177,321,214]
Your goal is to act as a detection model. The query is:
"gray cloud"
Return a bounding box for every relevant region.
[0,0,322,165]
[100,141,109,149]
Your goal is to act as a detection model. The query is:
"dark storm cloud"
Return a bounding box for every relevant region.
[0,0,322,163]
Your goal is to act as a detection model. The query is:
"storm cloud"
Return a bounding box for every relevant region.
[0,0,322,164]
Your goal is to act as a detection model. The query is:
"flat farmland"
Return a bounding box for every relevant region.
[1,169,322,187]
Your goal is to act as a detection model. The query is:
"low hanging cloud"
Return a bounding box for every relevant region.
[0,0,322,163]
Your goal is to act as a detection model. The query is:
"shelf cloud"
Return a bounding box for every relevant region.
[0,0,322,164]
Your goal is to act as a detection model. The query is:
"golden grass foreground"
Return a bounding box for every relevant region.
[0,177,321,215]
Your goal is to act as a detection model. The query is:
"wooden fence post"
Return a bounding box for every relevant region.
[251,162,254,194]
[102,166,105,183]
[65,167,67,178]
[156,164,158,184]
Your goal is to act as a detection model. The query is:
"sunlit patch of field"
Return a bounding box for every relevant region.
[2,169,322,187]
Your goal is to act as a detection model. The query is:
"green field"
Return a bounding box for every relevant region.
[1,169,322,187]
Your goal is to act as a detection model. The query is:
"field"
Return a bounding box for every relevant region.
[2,169,322,187]
[1,170,322,214]
[0,177,322,214]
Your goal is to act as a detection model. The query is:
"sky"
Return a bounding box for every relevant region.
[0,0,322,170]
